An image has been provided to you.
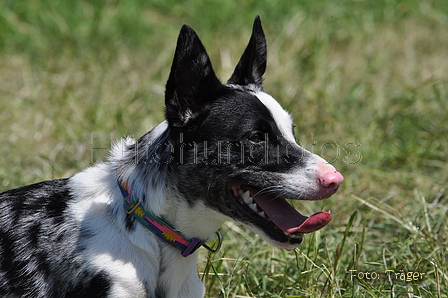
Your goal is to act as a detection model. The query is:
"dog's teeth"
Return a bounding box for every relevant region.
[258,211,266,218]
[249,203,258,211]
[283,231,301,239]
[242,192,253,204]
[238,188,245,197]
[244,196,254,204]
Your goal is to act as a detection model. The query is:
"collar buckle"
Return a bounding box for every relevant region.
[125,200,141,214]
[181,238,204,257]
[181,231,222,257]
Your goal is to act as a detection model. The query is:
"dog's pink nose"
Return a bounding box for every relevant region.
[318,171,344,193]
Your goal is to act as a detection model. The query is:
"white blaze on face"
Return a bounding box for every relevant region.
[254,92,296,144]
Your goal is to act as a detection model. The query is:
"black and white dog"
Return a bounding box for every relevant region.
[0,16,343,298]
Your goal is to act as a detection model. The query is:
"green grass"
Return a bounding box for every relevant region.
[1,0,447,297]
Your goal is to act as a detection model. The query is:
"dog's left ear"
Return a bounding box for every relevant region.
[165,25,222,128]
[227,16,267,89]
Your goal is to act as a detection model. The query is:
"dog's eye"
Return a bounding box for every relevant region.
[248,132,265,143]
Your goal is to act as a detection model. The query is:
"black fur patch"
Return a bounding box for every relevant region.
[155,285,167,298]
[64,271,112,298]
[0,179,111,298]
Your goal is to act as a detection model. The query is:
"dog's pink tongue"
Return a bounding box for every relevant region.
[252,193,332,234]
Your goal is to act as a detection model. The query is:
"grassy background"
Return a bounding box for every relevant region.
[1,0,447,297]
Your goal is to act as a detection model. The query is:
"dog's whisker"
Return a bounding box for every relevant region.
[252,186,287,202]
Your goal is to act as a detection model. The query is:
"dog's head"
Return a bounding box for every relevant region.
[164,16,343,249]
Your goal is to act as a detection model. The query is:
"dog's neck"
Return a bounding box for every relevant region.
[118,178,223,257]
[110,124,226,255]
[162,187,227,239]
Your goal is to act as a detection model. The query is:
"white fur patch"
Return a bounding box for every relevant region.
[254,92,296,143]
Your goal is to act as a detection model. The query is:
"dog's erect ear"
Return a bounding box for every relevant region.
[165,25,221,128]
[227,16,267,89]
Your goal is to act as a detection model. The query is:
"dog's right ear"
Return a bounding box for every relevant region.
[227,16,267,89]
[165,25,221,128]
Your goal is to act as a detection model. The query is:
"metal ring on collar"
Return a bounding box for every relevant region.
[202,231,222,254]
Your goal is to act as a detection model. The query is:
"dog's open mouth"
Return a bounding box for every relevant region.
[231,185,332,243]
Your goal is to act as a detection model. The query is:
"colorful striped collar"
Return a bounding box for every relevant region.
[118,179,221,257]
